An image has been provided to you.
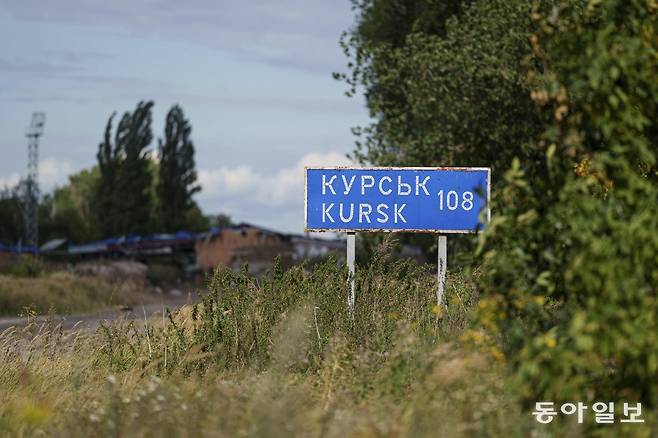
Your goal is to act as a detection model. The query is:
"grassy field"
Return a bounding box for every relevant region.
[0,268,157,317]
[0,254,655,436]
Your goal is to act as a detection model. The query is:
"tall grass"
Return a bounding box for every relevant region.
[0,247,654,436]
[0,271,155,317]
[97,242,476,376]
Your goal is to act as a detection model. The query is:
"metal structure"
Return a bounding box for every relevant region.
[347,232,356,312]
[24,112,45,249]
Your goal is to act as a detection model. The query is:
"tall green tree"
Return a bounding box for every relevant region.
[95,113,122,236]
[340,0,550,259]
[0,184,25,244]
[95,101,155,236]
[339,0,545,174]
[157,105,201,232]
[116,101,155,235]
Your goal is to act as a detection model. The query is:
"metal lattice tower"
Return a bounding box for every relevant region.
[24,112,45,249]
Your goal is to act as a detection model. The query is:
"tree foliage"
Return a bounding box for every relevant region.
[116,101,156,235]
[0,185,25,245]
[474,0,658,404]
[89,101,212,237]
[40,168,100,243]
[0,101,211,245]
[0,170,101,246]
[339,0,545,174]
[344,0,658,407]
[340,0,551,259]
[157,105,201,232]
[95,101,155,236]
[95,113,121,236]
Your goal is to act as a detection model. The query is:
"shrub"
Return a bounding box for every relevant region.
[8,255,45,278]
[475,0,658,406]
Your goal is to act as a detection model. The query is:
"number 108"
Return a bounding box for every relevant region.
[438,190,474,211]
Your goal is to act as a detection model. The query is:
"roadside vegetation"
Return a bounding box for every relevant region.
[341,0,658,414]
[0,256,157,317]
[1,251,655,436]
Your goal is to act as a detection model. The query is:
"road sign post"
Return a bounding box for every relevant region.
[346,232,356,313]
[305,167,490,311]
[437,235,447,307]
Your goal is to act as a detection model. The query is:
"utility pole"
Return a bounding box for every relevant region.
[24,112,45,250]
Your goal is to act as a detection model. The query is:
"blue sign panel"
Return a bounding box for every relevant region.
[305,167,490,233]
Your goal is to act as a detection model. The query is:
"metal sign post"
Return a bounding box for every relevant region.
[346,232,356,312]
[437,235,447,307]
[304,167,490,312]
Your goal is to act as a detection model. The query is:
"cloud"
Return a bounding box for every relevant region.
[40,158,74,190]
[198,151,352,206]
[197,151,353,231]
[0,158,72,190]
[0,158,72,196]
[0,172,21,190]
[1,0,355,73]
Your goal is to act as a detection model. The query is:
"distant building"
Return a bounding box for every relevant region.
[2,222,422,279]
[67,232,197,259]
[289,234,344,262]
[194,224,346,274]
[39,238,68,256]
[195,223,293,274]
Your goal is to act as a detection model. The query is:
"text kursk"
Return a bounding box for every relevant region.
[319,174,430,224]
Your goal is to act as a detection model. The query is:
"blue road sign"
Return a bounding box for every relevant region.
[305,167,490,233]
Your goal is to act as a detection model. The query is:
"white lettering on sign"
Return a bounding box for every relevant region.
[320,174,434,197]
[394,203,407,223]
[322,175,336,195]
[320,202,407,224]
[341,175,356,194]
[361,175,375,195]
[379,176,392,195]
[316,174,484,225]
[322,203,335,223]
[437,190,474,211]
[376,204,389,223]
[359,204,372,223]
[397,176,411,195]
[415,176,430,196]
[447,191,458,210]
[339,203,354,222]
[462,192,474,210]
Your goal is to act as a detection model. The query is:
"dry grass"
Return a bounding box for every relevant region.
[0,272,156,317]
[0,257,655,436]
[0,314,525,437]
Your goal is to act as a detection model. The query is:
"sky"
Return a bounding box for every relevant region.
[0,0,369,234]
